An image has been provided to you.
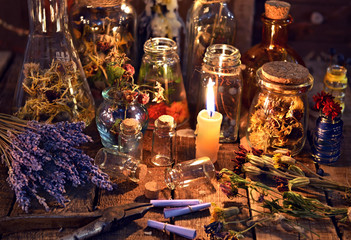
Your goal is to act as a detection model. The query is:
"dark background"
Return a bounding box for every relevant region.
[0,0,350,64]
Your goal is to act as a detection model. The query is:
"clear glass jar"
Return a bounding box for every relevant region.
[311,114,343,164]
[164,157,215,190]
[197,44,242,142]
[151,115,176,166]
[241,1,305,109]
[68,0,137,102]
[246,61,313,155]
[138,37,189,128]
[323,65,348,113]
[183,0,236,125]
[95,148,147,182]
[96,87,149,149]
[138,0,185,59]
[14,0,95,125]
[118,118,143,161]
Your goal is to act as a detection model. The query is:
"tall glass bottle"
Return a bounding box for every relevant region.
[197,44,243,142]
[14,0,95,125]
[138,38,189,128]
[183,0,236,128]
[241,0,305,108]
[68,0,137,102]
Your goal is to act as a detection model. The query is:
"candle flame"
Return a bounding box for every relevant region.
[206,78,215,117]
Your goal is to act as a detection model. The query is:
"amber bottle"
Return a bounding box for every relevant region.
[241,1,305,108]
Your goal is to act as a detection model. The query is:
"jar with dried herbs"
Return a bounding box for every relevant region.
[138,38,189,128]
[246,61,313,155]
[183,0,236,128]
[14,0,95,125]
[68,0,137,102]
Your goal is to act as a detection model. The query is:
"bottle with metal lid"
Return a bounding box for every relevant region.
[246,61,313,155]
[197,44,243,142]
[151,115,176,166]
[323,64,348,113]
[241,0,305,109]
[118,118,143,161]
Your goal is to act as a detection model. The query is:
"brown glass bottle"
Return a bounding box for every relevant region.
[241,12,305,108]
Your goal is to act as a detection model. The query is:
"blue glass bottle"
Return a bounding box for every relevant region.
[312,115,343,164]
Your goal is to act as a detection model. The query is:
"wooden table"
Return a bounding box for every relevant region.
[0,53,350,240]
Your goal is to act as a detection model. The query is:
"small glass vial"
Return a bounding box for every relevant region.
[246,61,313,155]
[323,65,348,113]
[95,148,147,183]
[151,115,176,166]
[197,44,243,142]
[118,118,143,161]
[164,157,215,190]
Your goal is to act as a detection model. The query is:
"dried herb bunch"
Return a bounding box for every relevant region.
[206,168,351,239]
[0,114,112,212]
[16,60,95,124]
[247,93,305,153]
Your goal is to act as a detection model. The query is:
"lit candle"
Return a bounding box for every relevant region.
[195,79,223,163]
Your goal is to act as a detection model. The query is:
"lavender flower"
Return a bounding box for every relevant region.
[5,120,113,212]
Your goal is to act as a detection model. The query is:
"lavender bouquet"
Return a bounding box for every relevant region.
[0,114,113,212]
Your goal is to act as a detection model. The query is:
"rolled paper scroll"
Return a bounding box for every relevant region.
[163,202,211,218]
[150,199,201,207]
[147,220,197,239]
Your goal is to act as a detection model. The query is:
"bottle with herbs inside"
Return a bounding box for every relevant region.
[246,61,313,155]
[241,0,305,109]
[14,0,95,125]
[68,0,137,102]
[197,44,243,143]
[183,0,236,128]
[138,38,189,128]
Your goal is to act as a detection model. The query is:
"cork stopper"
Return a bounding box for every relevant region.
[144,181,160,199]
[120,118,141,135]
[155,115,175,128]
[261,61,309,85]
[265,1,291,20]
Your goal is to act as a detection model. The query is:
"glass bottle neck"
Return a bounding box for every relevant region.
[261,14,292,47]
[203,44,241,70]
[28,0,67,34]
[144,38,178,58]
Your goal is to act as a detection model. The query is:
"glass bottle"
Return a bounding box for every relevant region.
[311,114,343,164]
[183,0,236,127]
[197,44,242,142]
[118,118,143,161]
[241,1,305,109]
[138,37,189,128]
[95,148,147,183]
[96,87,149,150]
[68,0,137,102]
[151,115,176,167]
[246,61,313,156]
[14,0,95,125]
[138,0,185,59]
[164,157,215,190]
[323,65,348,113]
